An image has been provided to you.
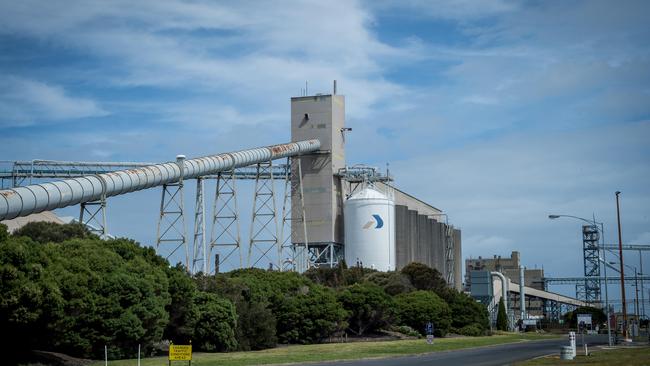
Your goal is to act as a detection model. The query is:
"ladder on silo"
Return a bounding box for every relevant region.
[445,224,455,287]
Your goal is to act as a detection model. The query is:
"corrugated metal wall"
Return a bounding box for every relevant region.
[395,204,463,290]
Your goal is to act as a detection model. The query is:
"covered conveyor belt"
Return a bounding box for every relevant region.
[508,279,588,307]
[0,139,320,221]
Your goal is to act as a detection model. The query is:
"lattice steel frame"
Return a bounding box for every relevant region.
[280,157,309,272]
[248,161,281,269]
[209,170,242,273]
[192,178,207,274]
[582,224,601,303]
[79,196,107,238]
[307,243,343,268]
[156,156,189,269]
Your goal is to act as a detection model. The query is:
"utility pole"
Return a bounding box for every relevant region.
[615,191,628,339]
[634,268,639,319]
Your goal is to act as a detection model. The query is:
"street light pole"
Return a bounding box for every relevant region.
[634,268,639,319]
[639,250,646,319]
[615,191,628,339]
[599,221,612,346]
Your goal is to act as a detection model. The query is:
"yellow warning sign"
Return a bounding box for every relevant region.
[169,344,192,361]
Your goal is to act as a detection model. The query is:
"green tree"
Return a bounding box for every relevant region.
[496,297,508,331]
[337,282,394,335]
[400,262,447,295]
[197,273,277,351]
[444,289,489,333]
[275,285,348,343]
[364,271,414,296]
[234,298,277,350]
[164,264,199,344]
[0,235,63,361]
[393,290,452,337]
[45,238,171,359]
[13,222,96,244]
[192,292,238,352]
[0,223,8,242]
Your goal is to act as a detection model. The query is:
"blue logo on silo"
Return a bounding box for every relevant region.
[363,214,384,229]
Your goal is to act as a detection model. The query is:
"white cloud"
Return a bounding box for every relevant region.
[0,76,108,127]
[0,0,409,121]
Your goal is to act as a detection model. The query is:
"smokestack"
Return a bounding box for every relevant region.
[333,80,337,95]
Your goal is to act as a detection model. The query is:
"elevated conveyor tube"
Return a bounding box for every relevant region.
[0,139,320,221]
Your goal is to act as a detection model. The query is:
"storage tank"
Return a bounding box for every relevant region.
[344,186,396,271]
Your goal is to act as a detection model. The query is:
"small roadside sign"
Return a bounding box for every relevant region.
[577,314,592,326]
[425,321,434,344]
[169,343,192,365]
[425,322,434,335]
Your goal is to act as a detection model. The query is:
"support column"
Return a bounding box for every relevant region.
[156,155,189,269]
[79,175,108,238]
[192,177,207,274]
[209,170,241,273]
[248,161,281,269]
[280,157,309,272]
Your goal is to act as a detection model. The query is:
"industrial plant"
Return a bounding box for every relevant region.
[0,87,462,289]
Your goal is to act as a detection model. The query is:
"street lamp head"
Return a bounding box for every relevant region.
[548,215,560,219]
[615,191,621,196]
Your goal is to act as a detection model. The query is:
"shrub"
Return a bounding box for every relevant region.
[13,222,96,244]
[364,271,414,296]
[393,290,451,337]
[337,282,394,335]
[192,292,238,352]
[458,324,484,336]
[391,325,421,338]
[46,239,171,359]
[275,285,348,344]
[444,289,489,331]
[400,262,447,295]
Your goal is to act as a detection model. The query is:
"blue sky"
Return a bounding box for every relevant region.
[1,0,649,306]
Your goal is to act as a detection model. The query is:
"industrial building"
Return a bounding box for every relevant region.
[465,251,545,316]
[291,91,462,290]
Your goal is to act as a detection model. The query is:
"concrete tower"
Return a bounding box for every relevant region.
[291,93,346,266]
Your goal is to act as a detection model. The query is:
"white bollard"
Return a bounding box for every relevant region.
[569,331,576,357]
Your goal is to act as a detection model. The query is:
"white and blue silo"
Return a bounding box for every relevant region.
[344,186,396,271]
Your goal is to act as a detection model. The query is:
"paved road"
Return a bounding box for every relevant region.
[309,335,607,366]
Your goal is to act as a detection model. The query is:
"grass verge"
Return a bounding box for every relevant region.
[98,333,559,366]
[516,345,650,365]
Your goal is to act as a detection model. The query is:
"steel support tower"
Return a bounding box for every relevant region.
[582,224,601,303]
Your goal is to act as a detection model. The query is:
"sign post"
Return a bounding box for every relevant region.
[169,342,192,366]
[425,322,434,344]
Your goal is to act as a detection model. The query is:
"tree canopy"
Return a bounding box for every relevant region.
[1,222,492,362]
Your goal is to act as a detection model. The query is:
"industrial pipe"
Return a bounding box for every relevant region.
[0,139,321,221]
[491,271,509,316]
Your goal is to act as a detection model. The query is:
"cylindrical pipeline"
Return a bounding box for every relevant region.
[0,139,320,221]
[491,271,509,317]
